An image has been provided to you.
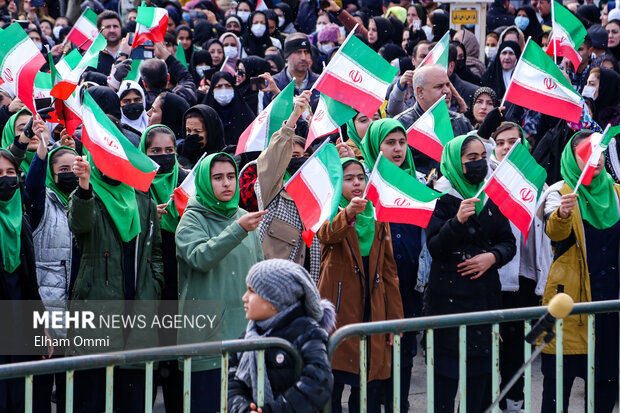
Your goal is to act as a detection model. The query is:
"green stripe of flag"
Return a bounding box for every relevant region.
[505,143,546,197]
[554,1,587,48]
[377,156,444,202]
[0,24,29,70]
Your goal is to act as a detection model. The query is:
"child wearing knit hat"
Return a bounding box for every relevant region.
[228,259,336,413]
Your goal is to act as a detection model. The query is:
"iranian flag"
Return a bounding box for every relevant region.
[546,1,586,69]
[172,153,206,216]
[306,93,357,149]
[66,7,99,50]
[482,142,547,238]
[81,90,158,191]
[33,72,52,99]
[0,23,46,114]
[236,81,295,155]
[124,59,143,83]
[315,33,397,117]
[56,83,86,136]
[284,141,343,246]
[417,31,450,70]
[51,44,100,100]
[406,96,454,161]
[504,40,583,123]
[256,0,267,10]
[364,154,443,227]
[575,124,620,186]
[133,3,169,48]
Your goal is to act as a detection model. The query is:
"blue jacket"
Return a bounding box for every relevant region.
[263,68,321,109]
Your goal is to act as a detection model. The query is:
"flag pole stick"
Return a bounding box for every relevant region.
[499,37,532,108]
[310,23,359,93]
[164,151,208,209]
[362,151,382,199]
[571,124,610,194]
[473,138,521,199]
[551,0,557,63]
[221,56,229,70]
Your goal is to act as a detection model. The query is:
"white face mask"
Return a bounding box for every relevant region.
[224,45,238,59]
[33,42,42,51]
[485,46,498,60]
[582,85,597,99]
[278,16,285,28]
[237,11,251,22]
[195,65,211,78]
[318,43,332,54]
[251,23,266,37]
[53,26,63,39]
[315,23,326,33]
[214,89,235,106]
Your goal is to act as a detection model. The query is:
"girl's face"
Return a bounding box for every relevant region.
[473,93,494,124]
[242,284,278,321]
[51,153,77,184]
[177,30,192,50]
[342,162,366,202]
[146,133,176,156]
[500,48,516,71]
[208,43,224,66]
[40,21,52,37]
[607,22,620,48]
[379,130,407,167]
[353,112,380,140]
[236,62,246,85]
[291,143,305,158]
[0,157,16,177]
[368,19,378,44]
[494,128,520,162]
[237,2,251,13]
[15,113,39,151]
[586,73,600,99]
[460,139,487,173]
[407,6,419,26]
[210,161,236,202]
[147,96,163,125]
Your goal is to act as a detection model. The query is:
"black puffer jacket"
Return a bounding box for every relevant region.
[228,305,333,413]
[424,188,516,359]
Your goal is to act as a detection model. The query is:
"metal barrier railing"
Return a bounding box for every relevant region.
[326,299,620,413]
[0,337,303,413]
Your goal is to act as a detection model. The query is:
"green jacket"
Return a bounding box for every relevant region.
[67,187,164,355]
[176,197,263,371]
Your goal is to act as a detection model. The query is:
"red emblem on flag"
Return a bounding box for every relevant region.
[520,188,534,203]
[543,78,557,90]
[349,70,363,83]
[314,109,324,122]
[3,68,13,82]
[394,198,411,207]
[257,111,268,123]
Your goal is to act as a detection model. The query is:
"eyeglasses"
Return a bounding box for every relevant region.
[237,70,246,75]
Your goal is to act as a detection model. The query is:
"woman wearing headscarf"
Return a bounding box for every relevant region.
[117,80,149,136]
[498,26,525,51]
[193,20,217,46]
[264,53,285,75]
[317,157,403,413]
[1,109,38,175]
[585,67,620,126]
[468,87,497,128]
[515,6,544,45]
[236,56,272,114]
[482,40,522,99]
[190,50,214,97]
[204,38,225,70]
[368,16,393,52]
[175,25,195,65]
[203,72,255,147]
[274,2,296,34]
[426,134,516,413]
[87,85,143,147]
[147,92,191,142]
[359,118,429,412]
[176,152,265,412]
[343,111,382,160]
[606,20,620,61]
[429,9,449,42]
[539,131,620,412]
[264,10,286,47]
[178,104,225,169]
[220,32,242,69]
[453,29,487,78]
[241,11,275,57]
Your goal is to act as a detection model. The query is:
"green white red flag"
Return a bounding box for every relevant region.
[66,7,99,50]
[406,96,454,161]
[546,1,587,69]
[417,31,450,70]
[284,140,343,246]
[133,3,169,48]
[504,40,583,122]
[0,23,46,114]
[81,90,158,191]
[50,44,99,100]
[256,0,267,10]
[575,124,620,186]
[306,93,356,149]
[315,33,397,117]
[482,141,547,238]
[173,153,206,216]
[236,81,295,155]
[364,154,443,227]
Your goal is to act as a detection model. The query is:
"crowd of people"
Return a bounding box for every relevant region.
[1,0,620,411]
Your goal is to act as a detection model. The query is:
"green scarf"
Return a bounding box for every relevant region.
[1,109,35,174]
[195,152,240,217]
[88,158,141,242]
[46,146,78,206]
[339,158,375,256]
[345,117,363,148]
[139,125,181,233]
[440,134,487,214]
[360,118,416,176]
[0,148,22,273]
[560,136,620,230]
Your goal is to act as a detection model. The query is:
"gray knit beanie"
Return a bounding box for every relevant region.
[246,259,336,331]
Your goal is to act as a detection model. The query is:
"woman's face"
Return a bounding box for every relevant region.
[210,161,237,202]
[15,113,39,151]
[40,21,52,37]
[517,9,528,18]
[237,2,251,13]
[607,22,620,48]
[51,153,77,184]
[222,35,237,49]
[379,130,407,167]
[316,14,330,26]
[368,19,378,44]
[601,59,615,70]
[177,30,192,50]
[147,96,163,125]
[291,143,305,158]
[236,62,246,85]
[353,112,379,139]
[401,29,410,49]
[586,73,600,99]
[407,6,419,26]
[226,20,241,33]
[208,43,224,66]
[146,132,175,156]
[574,141,605,176]
[214,77,233,91]
[267,59,278,74]
[342,162,366,202]
[500,48,516,70]
[460,139,487,173]
[486,34,498,48]
[28,31,42,44]
[252,14,266,26]
[0,157,17,177]
[185,117,207,147]
[494,128,520,162]
[503,32,519,45]
[473,93,494,124]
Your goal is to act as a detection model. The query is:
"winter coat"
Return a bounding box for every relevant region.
[67,187,164,355]
[539,181,620,355]
[317,209,404,381]
[424,178,516,359]
[227,305,333,413]
[175,197,263,371]
[262,68,320,109]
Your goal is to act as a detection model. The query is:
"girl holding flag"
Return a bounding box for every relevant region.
[426,134,516,413]
[539,131,620,412]
[317,157,403,413]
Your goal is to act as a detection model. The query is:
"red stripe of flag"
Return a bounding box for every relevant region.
[507,80,582,122]
[484,177,533,238]
[407,128,443,162]
[314,72,384,117]
[366,184,434,227]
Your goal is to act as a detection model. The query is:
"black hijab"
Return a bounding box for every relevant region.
[237,56,272,112]
[380,43,407,64]
[179,104,225,166]
[594,67,620,126]
[274,3,294,29]
[241,11,272,57]
[203,71,255,146]
[160,92,191,141]
[190,49,213,85]
[193,20,216,46]
[577,4,602,27]
[175,25,194,63]
[517,6,544,45]
[370,17,393,52]
[388,16,404,46]
[265,53,285,74]
[88,86,121,120]
[431,11,449,42]
[482,40,522,98]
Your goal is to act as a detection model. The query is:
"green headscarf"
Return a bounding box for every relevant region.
[339,158,375,256]
[88,157,141,242]
[46,146,78,207]
[359,118,416,176]
[1,109,35,174]
[195,152,240,217]
[440,134,487,214]
[139,125,180,233]
[560,134,620,230]
[345,117,363,148]
[0,148,22,273]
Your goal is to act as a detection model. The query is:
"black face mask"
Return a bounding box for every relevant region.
[122,102,144,121]
[463,159,488,185]
[56,172,79,194]
[286,156,307,176]
[0,176,19,201]
[150,154,177,174]
[183,134,206,161]
[101,174,122,186]
[455,59,466,73]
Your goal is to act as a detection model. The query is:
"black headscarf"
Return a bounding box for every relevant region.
[274,3,294,28]
[190,49,213,84]
[241,11,272,57]
[577,4,602,27]
[237,56,271,112]
[594,67,620,126]
[175,25,194,63]
[517,6,543,45]
[180,104,225,166]
[370,17,393,52]
[380,43,407,63]
[265,53,285,74]
[193,20,216,45]
[203,71,255,146]
[88,86,121,120]
[160,92,191,141]
[482,40,522,98]
[388,16,404,46]
[430,10,449,42]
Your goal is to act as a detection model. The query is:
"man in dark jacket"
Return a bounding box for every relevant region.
[95,10,123,76]
[486,0,515,31]
[396,65,473,175]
